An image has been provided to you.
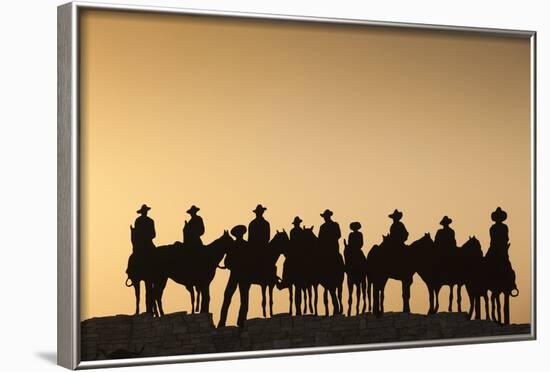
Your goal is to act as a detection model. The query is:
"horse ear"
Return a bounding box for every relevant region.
[276,229,280,234]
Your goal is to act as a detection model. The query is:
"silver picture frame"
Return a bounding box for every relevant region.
[57,1,537,369]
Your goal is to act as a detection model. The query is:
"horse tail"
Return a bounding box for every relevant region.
[125,277,133,287]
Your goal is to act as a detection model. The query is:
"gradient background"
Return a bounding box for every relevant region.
[79,9,532,325]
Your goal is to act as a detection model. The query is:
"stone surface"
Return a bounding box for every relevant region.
[81,311,531,361]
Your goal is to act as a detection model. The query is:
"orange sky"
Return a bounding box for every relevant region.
[79,9,532,325]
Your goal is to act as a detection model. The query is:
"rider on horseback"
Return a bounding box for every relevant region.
[434,215,457,253]
[388,209,408,247]
[248,204,270,249]
[344,222,364,271]
[134,204,156,253]
[279,216,304,289]
[183,205,205,249]
[319,209,341,255]
[486,207,510,263]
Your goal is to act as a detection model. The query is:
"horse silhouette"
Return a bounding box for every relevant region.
[484,243,519,325]
[150,231,234,316]
[218,230,288,327]
[367,234,417,317]
[412,233,469,315]
[343,238,367,316]
[126,226,159,316]
[281,227,344,316]
[459,236,491,320]
[279,226,318,315]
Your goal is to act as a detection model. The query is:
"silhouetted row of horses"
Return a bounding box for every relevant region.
[126,226,519,327]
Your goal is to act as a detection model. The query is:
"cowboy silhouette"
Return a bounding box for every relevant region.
[248,204,270,248]
[279,217,304,290]
[225,225,247,270]
[290,216,304,242]
[387,209,408,245]
[318,209,341,254]
[486,207,510,262]
[183,205,205,248]
[434,216,457,252]
[133,204,156,253]
[348,222,364,251]
[218,225,247,327]
[344,222,363,270]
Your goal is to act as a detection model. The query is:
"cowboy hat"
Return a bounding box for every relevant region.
[350,221,362,231]
[440,216,453,226]
[388,209,403,220]
[491,207,507,222]
[186,205,200,214]
[320,209,333,218]
[253,204,267,213]
[292,216,303,225]
[230,224,247,238]
[136,204,151,214]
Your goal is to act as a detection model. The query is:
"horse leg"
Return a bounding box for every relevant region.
[237,282,251,327]
[145,281,153,316]
[307,286,314,314]
[266,284,267,318]
[200,285,210,314]
[314,285,319,316]
[330,289,339,315]
[457,284,463,313]
[434,287,440,313]
[302,288,307,314]
[134,282,140,315]
[504,294,510,325]
[195,287,201,313]
[361,279,367,314]
[356,283,361,315]
[288,286,293,315]
[402,279,411,313]
[323,288,329,316]
[474,290,481,320]
[188,286,195,314]
[483,292,490,320]
[428,287,435,315]
[467,290,474,320]
[491,292,497,322]
[380,280,387,315]
[373,283,380,318]
[156,279,167,317]
[269,284,274,317]
[337,284,343,315]
[347,277,353,316]
[448,284,454,312]
[496,293,502,324]
[218,276,238,327]
[367,278,372,313]
[296,285,303,316]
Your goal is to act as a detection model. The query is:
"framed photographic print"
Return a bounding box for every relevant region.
[57,1,537,369]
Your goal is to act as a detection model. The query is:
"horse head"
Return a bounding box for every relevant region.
[460,235,482,258]
[209,230,234,257]
[462,235,481,250]
[269,229,290,256]
[409,232,434,252]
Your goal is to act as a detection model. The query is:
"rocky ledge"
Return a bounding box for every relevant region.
[81,311,530,361]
